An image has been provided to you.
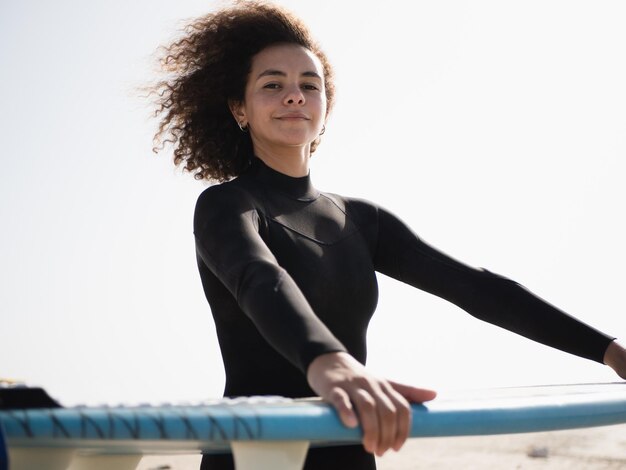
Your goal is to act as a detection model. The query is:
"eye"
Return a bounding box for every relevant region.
[263,83,281,90]
[302,83,320,91]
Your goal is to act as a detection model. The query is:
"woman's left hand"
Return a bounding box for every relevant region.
[604,340,626,380]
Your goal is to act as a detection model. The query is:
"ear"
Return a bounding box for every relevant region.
[228,99,247,127]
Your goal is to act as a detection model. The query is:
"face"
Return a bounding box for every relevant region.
[230,43,327,155]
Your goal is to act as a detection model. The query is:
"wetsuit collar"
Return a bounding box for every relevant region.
[250,157,320,201]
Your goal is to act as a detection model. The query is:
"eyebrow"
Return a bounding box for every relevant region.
[256,69,322,80]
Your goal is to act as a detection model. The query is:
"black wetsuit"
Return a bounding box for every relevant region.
[195,158,614,470]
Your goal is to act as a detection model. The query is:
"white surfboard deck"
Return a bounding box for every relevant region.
[1,382,625,470]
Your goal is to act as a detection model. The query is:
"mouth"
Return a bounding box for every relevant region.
[276,113,310,120]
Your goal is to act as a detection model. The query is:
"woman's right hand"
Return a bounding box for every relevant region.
[306,352,437,456]
[604,339,626,380]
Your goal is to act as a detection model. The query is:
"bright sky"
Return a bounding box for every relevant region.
[1,1,625,406]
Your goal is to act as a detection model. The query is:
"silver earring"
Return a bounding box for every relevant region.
[237,121,248,132]
[319,125,326,136]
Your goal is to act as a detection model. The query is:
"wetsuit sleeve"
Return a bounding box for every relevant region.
[194,186,347,373]
[372,205,615,363]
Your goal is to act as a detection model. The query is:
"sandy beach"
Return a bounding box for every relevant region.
[136,423,626,469]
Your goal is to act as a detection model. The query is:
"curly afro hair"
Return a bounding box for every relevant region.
[151,1,335,182]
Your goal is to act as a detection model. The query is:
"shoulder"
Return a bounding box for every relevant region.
[195,178,257,211]
[194,179,259,233]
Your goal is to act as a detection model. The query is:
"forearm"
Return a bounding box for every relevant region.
[373,206,615,364]
[460,275,615,363]
[236,260,347,372]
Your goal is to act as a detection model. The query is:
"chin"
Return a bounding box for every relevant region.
[273,133,316,148]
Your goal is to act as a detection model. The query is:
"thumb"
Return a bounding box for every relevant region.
[388,380,437,403]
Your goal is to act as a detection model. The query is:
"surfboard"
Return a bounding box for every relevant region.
[1,382,625,470]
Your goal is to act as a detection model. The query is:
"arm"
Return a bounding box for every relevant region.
[373,205,616,365]
[194,186,346,372]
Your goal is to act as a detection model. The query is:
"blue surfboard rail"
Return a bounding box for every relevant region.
[1,383,625,455]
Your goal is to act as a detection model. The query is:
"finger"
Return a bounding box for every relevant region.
[373,389,398,456]
[352,389,378,454]
[388,380,437,403]
[380,382,412,451]
[327,386,358,428]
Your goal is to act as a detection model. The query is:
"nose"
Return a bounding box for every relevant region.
[283,84,305,106]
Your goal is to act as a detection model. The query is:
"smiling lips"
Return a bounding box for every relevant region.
[276,113,309,120]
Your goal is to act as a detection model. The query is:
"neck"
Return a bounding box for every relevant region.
[253,142,311,177]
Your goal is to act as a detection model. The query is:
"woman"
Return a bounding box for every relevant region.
[152,2,626,468]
